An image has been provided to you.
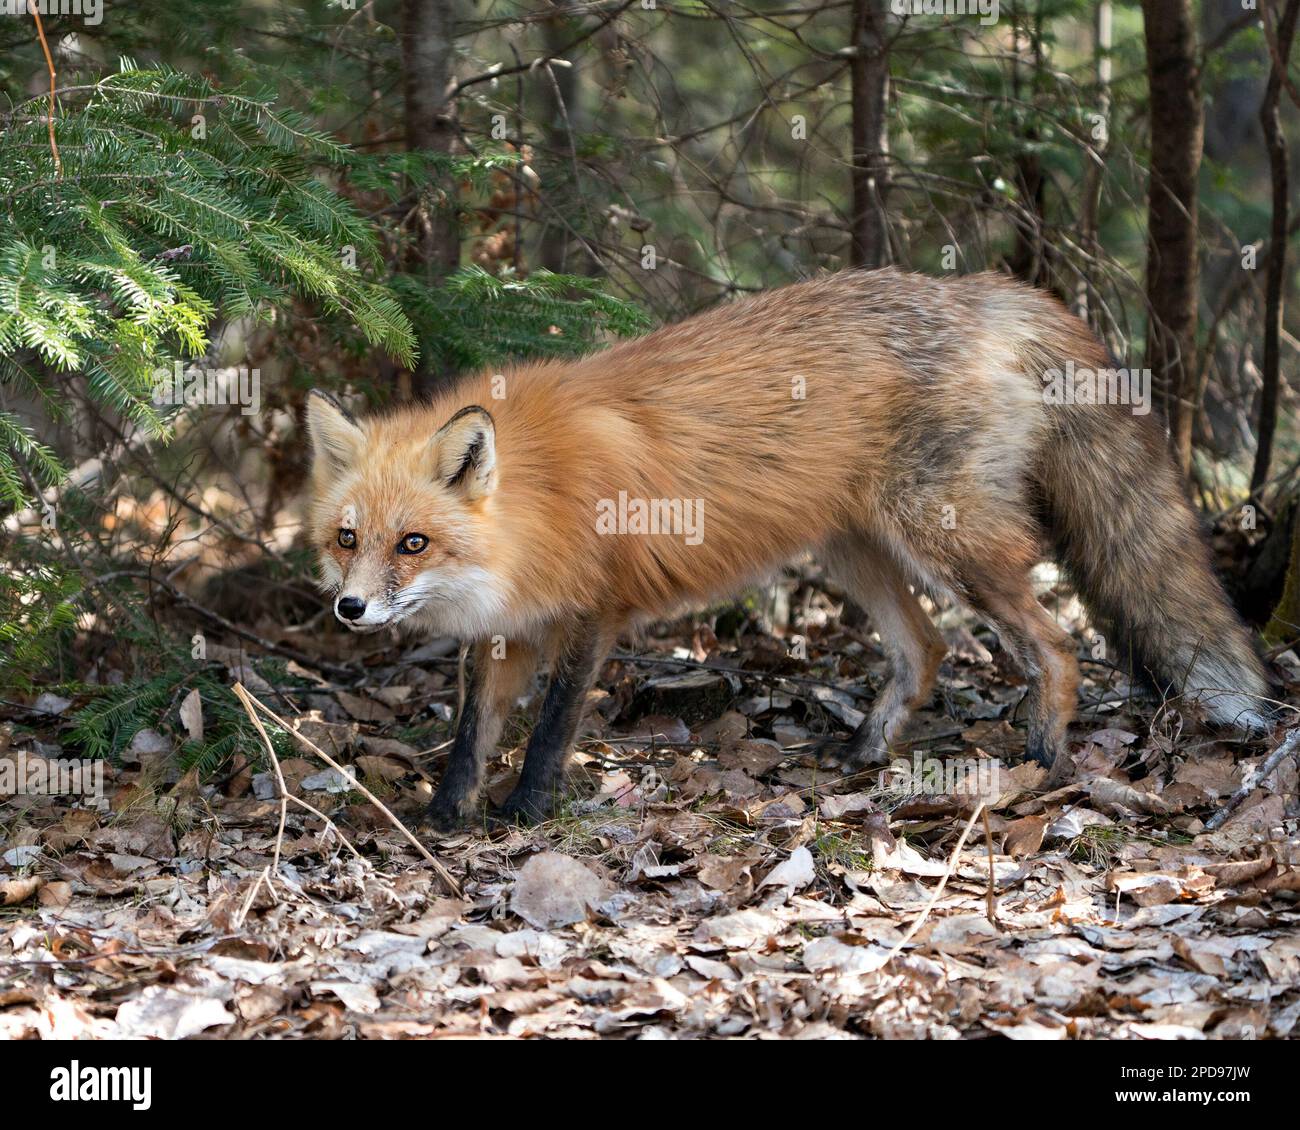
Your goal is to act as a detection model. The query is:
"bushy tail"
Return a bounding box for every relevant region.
[1031,344,1273,733]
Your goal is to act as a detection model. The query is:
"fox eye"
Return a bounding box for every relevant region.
[398,533,429,555]
[337,529,356,549]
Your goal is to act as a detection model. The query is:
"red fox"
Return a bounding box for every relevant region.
[305,269,1272,829]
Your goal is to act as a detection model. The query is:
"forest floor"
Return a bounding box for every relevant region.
[3,573,1300,1040]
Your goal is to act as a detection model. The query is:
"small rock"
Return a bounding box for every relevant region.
[2,845,42,868]
[31,692,72,716]
[301,768,355,793]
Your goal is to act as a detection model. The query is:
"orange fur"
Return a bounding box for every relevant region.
[306,268,1271,815]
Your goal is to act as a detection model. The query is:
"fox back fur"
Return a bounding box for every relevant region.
[306,268,1272,826]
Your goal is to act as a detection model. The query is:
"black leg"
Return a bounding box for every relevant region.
[422,659,485,833]
[499,618,606,824]
[422,636,543,833]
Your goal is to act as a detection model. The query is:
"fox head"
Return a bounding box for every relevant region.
[305,391,505,636]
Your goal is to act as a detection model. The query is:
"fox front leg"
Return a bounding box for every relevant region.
[422,636,541,834]
[498,616,616,825]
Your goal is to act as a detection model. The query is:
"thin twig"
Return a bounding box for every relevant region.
[100,569,355,679]
[232,866,274,930]
[1263,0,1300,112]
[609,650,876,700]
[234,683,461,895]
[882,802,985,965]
[448,0,637,97]
[233,683,289,874]
[30,5,61,178]
[233,681,364,863]
[982,806,998,926]
[285,793,365,861]
[1204,728,1300,831]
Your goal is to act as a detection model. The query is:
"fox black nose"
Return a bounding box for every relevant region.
[336,596,366,621]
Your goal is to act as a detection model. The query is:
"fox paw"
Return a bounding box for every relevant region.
[812,737,889,773]
[496,784,561,826]
[811,739,850,771]
[420,791,472,836]
[1023,735,1076,789]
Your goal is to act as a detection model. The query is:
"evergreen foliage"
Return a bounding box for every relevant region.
[0,60,649,719]
[64,665,294,773]
[390,265,652,373]
[0,62,416,508]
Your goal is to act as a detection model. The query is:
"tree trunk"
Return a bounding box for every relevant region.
[849,0,890,269]
[1076,1,1111,329]
[1007,1,1050,288]
[537,7,581,274]
[1266,504,1300,645]
[1252,0,1300,493]
[1140,0,1204,477]
[401,0,460,393]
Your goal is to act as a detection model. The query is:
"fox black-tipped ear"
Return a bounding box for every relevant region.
[432,406,496,500]
[306,390,363,470]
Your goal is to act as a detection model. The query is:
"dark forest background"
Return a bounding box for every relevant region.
[3,0,1300,764]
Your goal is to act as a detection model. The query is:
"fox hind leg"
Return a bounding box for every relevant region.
[958,563,1079,781]
[823,534,947,771]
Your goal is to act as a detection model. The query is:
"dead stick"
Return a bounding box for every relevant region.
[883,801,985,965]
[983,805,998,926]
[234,683,461,895]
[233,686,363,863]
[233,683,288,874]
[285,793,365,861]
[1204,727,1300,831]
[103,569,355,678]
[232,867,274,930]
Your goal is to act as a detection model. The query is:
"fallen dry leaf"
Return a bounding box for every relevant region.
[115,987,235,1039]
[510,851,614,929]
[760,846,815,894]
[179,687,204,743]
[0,876,43,906]
[1003,814,1048,858]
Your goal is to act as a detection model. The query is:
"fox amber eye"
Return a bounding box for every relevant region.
[398,533,429,555]
[337,529,356,549]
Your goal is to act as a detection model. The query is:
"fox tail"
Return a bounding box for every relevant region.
[1030,337,1274,732]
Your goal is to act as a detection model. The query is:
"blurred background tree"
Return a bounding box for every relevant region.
[1,0,1297,761]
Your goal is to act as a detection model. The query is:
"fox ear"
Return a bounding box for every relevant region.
[433,406,496,500]
[306,390,363,470]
